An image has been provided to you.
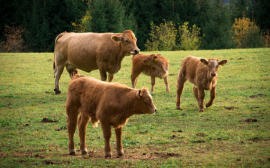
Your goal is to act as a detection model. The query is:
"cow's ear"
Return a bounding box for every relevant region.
[219,60,227,66]
[200,58,208,65]
[111,34,122,42]
[157,54,161,57]
[136,90,141,99]
[153,56,158,61]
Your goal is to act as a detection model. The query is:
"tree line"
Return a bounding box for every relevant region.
[0,0,269,52]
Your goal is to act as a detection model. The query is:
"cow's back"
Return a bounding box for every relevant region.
[55,32,119,72]
[180,56,204,84]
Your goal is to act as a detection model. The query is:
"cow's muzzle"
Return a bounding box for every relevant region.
[131,49,140,55]
[211,73,216,77]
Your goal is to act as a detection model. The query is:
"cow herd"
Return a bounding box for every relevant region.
[53,30,227,158]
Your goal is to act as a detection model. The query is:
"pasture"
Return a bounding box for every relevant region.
[0,48,269,167]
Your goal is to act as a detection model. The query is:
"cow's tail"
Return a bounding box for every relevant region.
[53,32,68,76]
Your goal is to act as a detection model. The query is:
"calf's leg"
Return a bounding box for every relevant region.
[197,89,205,112]
[150,75,155,94]
[101,122,112,158]
[193,86,199,102]
[206,87,216,107]
[164,75,170,92]
[176,75,186,110]
[108,73,114,82]
[131,71,141,88]
[66,105,79,155]
[78,113,90,155]
[115,127,124,157]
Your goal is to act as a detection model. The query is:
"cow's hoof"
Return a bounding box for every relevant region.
[54,89,61,94]
[199,109,204,112]
[81,150,88,155]
[69,151,75,155]
[117,154,124,158]
[176,107,182,110]
[105,155,111,158]
[206,103,212,107]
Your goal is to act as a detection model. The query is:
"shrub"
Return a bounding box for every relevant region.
[232,17,264,48]
[145,20,177,51]
[178,22,202,50]
[0,25,25,52]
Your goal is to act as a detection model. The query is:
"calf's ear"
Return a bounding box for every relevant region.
[153,56,158,61]
[136,90,141,99]
[219,60,227,66]
[111,34,122,42]
[200,58,208,65]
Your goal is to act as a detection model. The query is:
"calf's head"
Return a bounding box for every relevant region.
[143,54,169,77]
[111,30,140,56]
[200,58,227,78]
[135,87,157,114]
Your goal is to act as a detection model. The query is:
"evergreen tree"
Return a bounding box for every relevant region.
[201,0,235,49]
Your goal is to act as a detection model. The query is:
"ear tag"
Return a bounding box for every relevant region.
[202,62,206,65]
[220,64,225,66]
[154,58,157,61]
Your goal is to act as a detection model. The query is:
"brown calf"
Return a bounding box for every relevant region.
[176,56,227,112]
[66,75,156,158]
[131,54,170,94]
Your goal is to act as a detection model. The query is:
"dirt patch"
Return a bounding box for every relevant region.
[238,57,244,60]
[249,106,260,110]
[169,74,176,76]
[44,160,71,165]
[196,133,206,137]
[249,137,270,142]
[250,94,266,98]
[55,126,67,131]
[41,118,58,123]
[240,118,258,122]
[224,106,239,110]
[172,129,183,133]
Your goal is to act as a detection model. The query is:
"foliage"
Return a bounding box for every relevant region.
[88,0,137,33]
[0,48,270,167]
[145,20,177,51]
[201,0,235,49]
[232,17,264,48]
[178,22,201,50]
[0,25,25,52]
[72,11,92,33]
[263,30,270,48]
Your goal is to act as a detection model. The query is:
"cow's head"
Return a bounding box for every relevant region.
[200,58,227,78]
[143,54,169,77]
[111,30,140,56]
[135,87,157,114]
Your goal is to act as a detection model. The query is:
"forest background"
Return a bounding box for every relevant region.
[0,0,269,52]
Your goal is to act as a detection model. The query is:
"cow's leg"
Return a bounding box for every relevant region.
[176,74,186,110]
[197,89,205,112]
[151,75,156,94]
[66,63,79,79]
[115,127,124,157]
[54,64,65,94]
[78,113,90,155]
[101,122,112,158]
[164,75,170,93]
[206,87,216,107]
[108,73,114,82]
[66,104,79,155]
[193,86,199,102]
[99,69,107,81]
[131,71,141,88]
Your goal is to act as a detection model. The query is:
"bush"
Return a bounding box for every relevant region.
[0,25,25,52]
[145,20,177,51]
[178,22,201,50]
[232,17,264,48]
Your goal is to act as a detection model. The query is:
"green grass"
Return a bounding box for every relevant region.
[0,48,270,167]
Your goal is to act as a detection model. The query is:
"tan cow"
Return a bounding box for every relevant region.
[53,30,140,94]
[131,54,170,94]
[66,75,156,158]
[176,56,227,112]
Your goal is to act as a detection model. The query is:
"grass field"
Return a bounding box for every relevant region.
[0,48,270,167]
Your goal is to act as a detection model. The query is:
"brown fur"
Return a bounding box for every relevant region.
[53,30,140,94]
[131,54,170,94]
[66,75,156,158]
[176,56,227,112]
